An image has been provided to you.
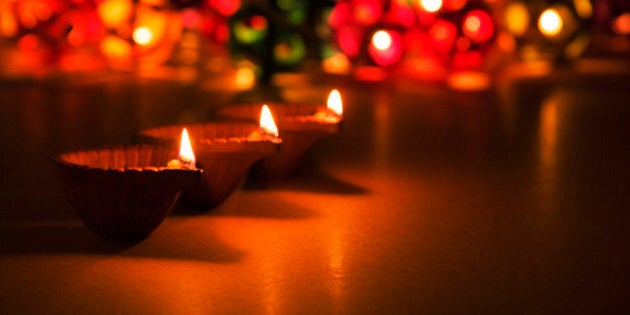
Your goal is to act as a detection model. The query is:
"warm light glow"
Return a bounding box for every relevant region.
[419,0,442,13]
[32,1,52,21]
[372,30,392,50]
[463,10,494,43]
[573,0,592,19]
[446,71,490,91]
[0,3,18,37]
[101,35,132,59]
[354,0,382,26]
[429,19,457,53]
[443,0,467,11]
[327,89,343,117]
[504,2,530,37]
[260,105,279,137]
[98,0,133,29]
[328,1,350,28]
[539,9,563,38]
[133,26,154,46]
[336,27,361,57]
[612,13,630,35]
[179,128,195,166]
[17,34,39,51]
[539,96,558,171]
[368,29,403,66]
[497,31,516,52]
[210,0,241,16]
[322,52,351,74]
[235,66,256,89]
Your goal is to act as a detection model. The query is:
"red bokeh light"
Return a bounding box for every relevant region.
[353,0,383,26]
[18,34,40,51]
[249,15,267,31]
[214,22,229,43]
[209,0,240,17]
[329,1,350,28]
[443,0,467,11]
[337,26,362,57]
[462,9,494,43]
[384,1,416,27]
[429,19,457,53]
[368,29,403,66]
[452,50,483,70]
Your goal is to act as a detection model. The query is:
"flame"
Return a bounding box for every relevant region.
[327,89,343,117]
[260,105,279,137]
[538,8,563,37]
[371,30,392,50]
[179,128,195,166]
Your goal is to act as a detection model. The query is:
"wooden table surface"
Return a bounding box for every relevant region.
[1,58,629,314]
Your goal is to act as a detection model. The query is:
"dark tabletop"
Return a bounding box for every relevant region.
[1,57,629,314]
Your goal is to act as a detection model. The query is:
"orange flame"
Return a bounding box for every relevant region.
[260,105,279,137]
[327,89,343,117]
[179,128,195,167]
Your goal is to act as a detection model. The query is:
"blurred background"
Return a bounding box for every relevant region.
[0,0,627,90]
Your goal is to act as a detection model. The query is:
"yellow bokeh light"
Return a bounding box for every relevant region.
[101,35,132,59]
[235,66,256,89]
[504,2,530,37]
[573,0,592,19]
[539,8,563,38]
[98,0,133,29]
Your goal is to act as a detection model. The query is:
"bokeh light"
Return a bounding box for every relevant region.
[133,26,154,46]
[419,0,443,13]
[368,29,402,66]
[463,9,494,43]
[539,8,563,38]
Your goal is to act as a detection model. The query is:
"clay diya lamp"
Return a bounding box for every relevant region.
[138,110,281,209]
[53,142,202,244]
[214,89,344,180]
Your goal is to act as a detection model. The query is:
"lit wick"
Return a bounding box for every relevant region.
[168,128,196,169]
[314,89,344,123]
[250,104,279,139]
